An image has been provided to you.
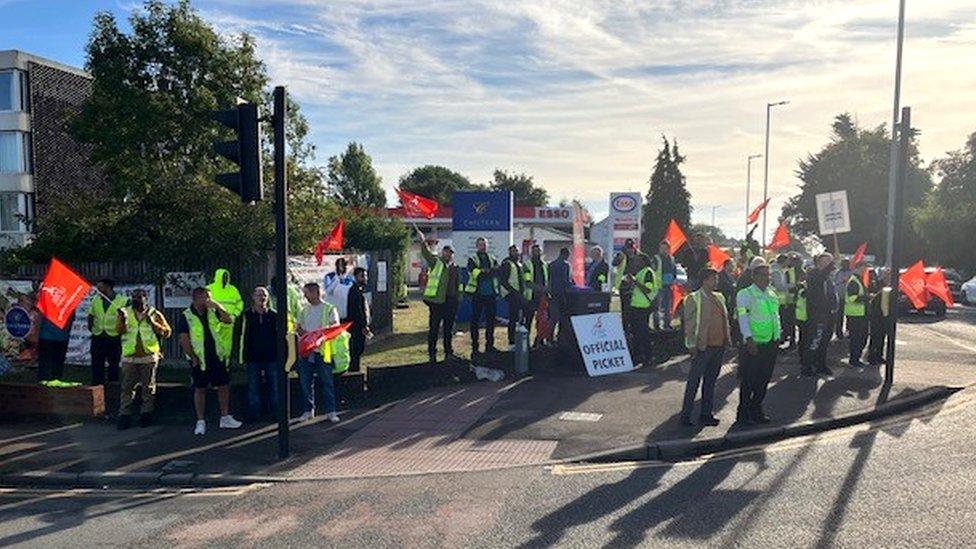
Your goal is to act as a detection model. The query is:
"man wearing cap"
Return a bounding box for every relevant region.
[417,228,460,364]
[681,267,730,426]
[735,256,781,425]
[804,253,838,376]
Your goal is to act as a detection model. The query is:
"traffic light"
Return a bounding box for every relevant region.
[212,101,263,202]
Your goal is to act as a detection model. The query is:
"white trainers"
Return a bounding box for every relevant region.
[297,411,313,422]
[219,415,242,429]
[194,420,206,436]
[327,412,340,423]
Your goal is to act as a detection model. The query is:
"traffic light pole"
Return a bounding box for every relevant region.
[885,106,910,386]
[273,86,291,459]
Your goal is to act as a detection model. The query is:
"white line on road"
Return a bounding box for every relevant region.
[917,326,976,354]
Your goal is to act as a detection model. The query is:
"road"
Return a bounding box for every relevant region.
[2,307,975,548]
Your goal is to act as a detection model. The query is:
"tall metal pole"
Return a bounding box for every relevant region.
[745,154,762,238]
[885,106,910,385]
[761,101,788,249]
[884,0,907,271]
[273,86,291,459]
[711,206,719,228]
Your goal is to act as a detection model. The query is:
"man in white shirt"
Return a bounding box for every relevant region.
[297,282,340,423]
[323,257,354,319]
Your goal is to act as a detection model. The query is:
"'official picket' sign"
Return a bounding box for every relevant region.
[570,313,635,377]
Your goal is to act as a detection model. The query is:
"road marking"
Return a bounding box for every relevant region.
[559,412,603,422]
[0,483,270,504]
[917,326,976,354]
[0,423,83,445]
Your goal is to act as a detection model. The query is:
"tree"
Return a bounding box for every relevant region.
[781,113,931,261]
[398,165,478,205]
[641,136,691,254]
[913,131,976,271]
[326,142,386,209]
[489,170,548,206]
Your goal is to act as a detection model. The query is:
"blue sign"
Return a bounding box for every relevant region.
[5,306,32,339]
[452,191,513,232]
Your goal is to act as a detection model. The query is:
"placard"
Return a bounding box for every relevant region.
[816,191,851,235]
[570,312,635,376]
[162,271,206,309]
[377,261,388,293]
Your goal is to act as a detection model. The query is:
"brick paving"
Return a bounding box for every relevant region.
[287,383,557,479]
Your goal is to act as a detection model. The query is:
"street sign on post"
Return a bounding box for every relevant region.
[815,190,851,236]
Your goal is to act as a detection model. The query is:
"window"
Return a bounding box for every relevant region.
[0,193,23,232]
[0,131,30,173]
[0,70,27,111]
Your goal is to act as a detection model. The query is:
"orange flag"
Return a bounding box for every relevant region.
[298,321,353,358]
[926,267,954,308]
[746,198,770,225]
[37,258,91,329]
[851,242,867,267]
[707,244,732,271]
[670,283,688,318]
[767,222,791,250]
[899,260,928,310]
[314,219,345,266]
[664,219,687,255]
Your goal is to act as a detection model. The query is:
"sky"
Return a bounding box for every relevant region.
[3,0,975,240]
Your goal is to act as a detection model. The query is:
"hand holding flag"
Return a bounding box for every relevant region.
[298,322,353,358]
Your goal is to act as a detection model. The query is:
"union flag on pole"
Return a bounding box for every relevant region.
[707,244,732,271]
[36,258,91,329]
[767,222,791,250]
[851,242,867,267]
[298,321,352,358]
[746,198,770,225]
[396,188,440,219]
[314,218,345,266]
[664,219,688,256]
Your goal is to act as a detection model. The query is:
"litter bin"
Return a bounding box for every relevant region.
[556,288,612,372]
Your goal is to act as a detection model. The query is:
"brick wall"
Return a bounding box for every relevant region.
[27,62,106,222]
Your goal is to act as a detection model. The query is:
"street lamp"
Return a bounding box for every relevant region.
[762,100,789,248]
[745,154,762,238]
[711,205,721,228]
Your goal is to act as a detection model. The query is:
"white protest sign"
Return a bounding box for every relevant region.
[162,271,206,309]
[570,312,635,376]
[816,191,851,235]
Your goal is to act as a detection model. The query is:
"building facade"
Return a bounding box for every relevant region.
[0,50,101,249]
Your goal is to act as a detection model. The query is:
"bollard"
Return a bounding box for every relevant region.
[514,324,529,376]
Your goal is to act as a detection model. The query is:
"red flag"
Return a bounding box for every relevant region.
[314,219,345,266]
[862,268,871,289]
[396,188,440,219]
[899,260,928,310]
[851,242,867,267]
[670,283,688,318]
[36,258,91,329]
[746,198,770,225]
[767,222,791,250]
[707,244,732,271]
[298,321,353,358]
[664,219,688,256]
[535,294,552,343]
[926,267,954,308]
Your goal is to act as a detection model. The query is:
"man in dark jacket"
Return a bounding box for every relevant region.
[233,287,279,420]
[346,267,372,372]
[586,246,609,292]
[803,253,837,376]
[548,248,572,341]
[678,232,710,290]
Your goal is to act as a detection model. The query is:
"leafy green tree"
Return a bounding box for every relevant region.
[781,114,931,261]
[398,165,478,205]
[912,132,976,271]
[641,136,691,254]
[326,142,386,208]
[489,170,548,206]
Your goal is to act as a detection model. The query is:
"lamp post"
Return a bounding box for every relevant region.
[885,0,907,271]
[745,154,762,238]
[762,100,789,248]
[711,205,720,228]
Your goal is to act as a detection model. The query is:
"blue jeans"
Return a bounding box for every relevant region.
[655,284,673,329]
[298,353,336,414]
[246,361,279,419]
[681,346,724,419]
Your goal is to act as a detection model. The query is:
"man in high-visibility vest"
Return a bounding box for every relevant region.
[626,254,658,366]
[795,280,810,371]
[680,267,730,427]
[88,278,128,386]
[296,282,348,423]
[523,244,550,344]
[846,263,871,368]
[736,256,781,425]
[653,240,678,330]
[867,268,891,365]
[207,268,244,367]
[417,228,460,364]
[465,237,499,356]
[612,239,648,342]
[499,245,525,349]
[178,287,241,435]
[115,288,171,430]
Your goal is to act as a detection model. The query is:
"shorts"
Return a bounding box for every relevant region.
[191,360,231,388]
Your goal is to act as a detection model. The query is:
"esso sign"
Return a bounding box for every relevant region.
[537,208,571,219]
[612,195,638,213]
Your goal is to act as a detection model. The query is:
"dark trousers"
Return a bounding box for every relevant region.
[38,339,69,382]
[427,299,458,360]
[681,346,724,420]
[549,294,567,342]
[505,293,524,345]
[779,305,796,345]
[90,335,122,386]
[620,292,634,340]
[246,361,279,418]
[349,331,366,372]
[847,315,868,364]
[626,307,653,365]
[868,313,887,362]
[806,319,832,372]
[470,295,497,352]
[835,307,846,338]
[524,297,540,343]
[737,341,778,421]
[798,320,809,368]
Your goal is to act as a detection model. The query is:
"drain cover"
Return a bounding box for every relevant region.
[559,412,603,422]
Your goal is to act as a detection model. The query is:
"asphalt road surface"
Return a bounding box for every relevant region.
[3,307,975,548]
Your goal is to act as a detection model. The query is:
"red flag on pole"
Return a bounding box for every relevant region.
[899,260,928,310]
[767,222,791,250]
[664,219,688,256]
[926,266,954,308]
[36,258,91,329]
[707,244,732,271]
[851,242,867,267]
[298,321,353,358]
[746,198,770,225]
[396,188,440,219]
[670,283,688,318]
[314,219,345,266]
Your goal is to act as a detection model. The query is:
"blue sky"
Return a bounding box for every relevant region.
[3,0,976,239]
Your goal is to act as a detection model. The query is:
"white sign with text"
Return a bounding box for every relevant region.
[815,190,851,235]
[570,312,635,377]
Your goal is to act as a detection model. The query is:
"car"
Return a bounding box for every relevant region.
[942,268,965,303]
[963,275,976,305]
